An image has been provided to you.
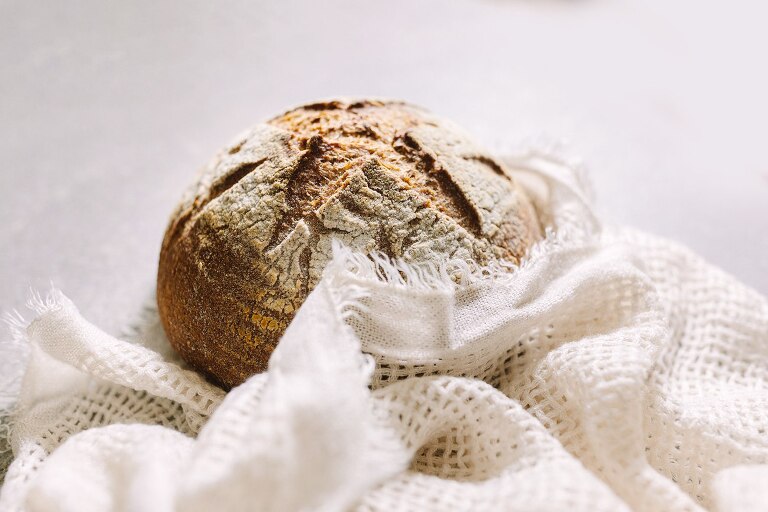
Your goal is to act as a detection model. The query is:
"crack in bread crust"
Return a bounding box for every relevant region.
[392,131,483,237]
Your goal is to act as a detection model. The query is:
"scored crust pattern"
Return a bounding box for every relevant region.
[157,99,541,388]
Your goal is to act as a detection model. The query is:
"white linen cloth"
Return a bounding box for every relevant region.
[1,151,767,512]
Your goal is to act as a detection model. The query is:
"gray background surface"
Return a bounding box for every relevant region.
[2,0,767,336]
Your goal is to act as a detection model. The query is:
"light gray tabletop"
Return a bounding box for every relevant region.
[2,0,766,336]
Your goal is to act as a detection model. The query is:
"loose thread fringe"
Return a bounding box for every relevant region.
[2,285,64,348]
[1,310,27,350]
[327,223,591,299]
[26,285,65,317]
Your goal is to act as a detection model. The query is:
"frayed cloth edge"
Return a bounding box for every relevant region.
[326,225,592,297]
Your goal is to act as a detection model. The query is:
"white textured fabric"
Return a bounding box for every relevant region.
[1,152,767,512]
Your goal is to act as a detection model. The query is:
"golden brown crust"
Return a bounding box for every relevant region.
[157,98,542,388]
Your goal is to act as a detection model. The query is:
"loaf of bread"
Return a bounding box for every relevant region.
[157,99,541,388]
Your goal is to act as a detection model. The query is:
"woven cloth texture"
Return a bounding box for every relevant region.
[1,152,766,512]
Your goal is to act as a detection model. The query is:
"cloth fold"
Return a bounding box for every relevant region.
[1,151,767,511]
